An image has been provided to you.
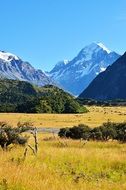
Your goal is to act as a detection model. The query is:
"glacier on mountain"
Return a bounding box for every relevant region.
[48,43,120,95]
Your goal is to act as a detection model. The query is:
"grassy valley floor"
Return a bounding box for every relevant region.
[0,106,126,189]
[0,106,126,128]
[0,134,126,190]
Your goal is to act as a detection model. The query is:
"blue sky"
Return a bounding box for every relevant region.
[0,0,126,70]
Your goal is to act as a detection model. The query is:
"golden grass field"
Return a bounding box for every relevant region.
[0,134,126,190]
[0,106,126,128]
[0,106,126,190]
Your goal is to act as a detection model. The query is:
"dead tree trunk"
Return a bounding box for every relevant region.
[33,127,38,154]
[30,127,38,155]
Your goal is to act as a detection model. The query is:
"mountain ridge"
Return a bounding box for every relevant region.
[0,50,52,86]
[48,42,120,95]
[79,52,126,100]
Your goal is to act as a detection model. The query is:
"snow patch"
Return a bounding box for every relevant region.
[100,67,106,72]
[97,43,111,54]
[64,60,69,64]
[0,51,19,62]
[96,72,99,75]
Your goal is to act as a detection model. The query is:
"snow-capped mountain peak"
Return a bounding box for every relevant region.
[97,42,111,53]
[0,51,19,62]
[48,42,120,95]
[0,50,53,86]
[78,42,112,62]
[82,42,111,54]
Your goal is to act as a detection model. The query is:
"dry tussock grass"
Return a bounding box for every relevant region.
[0,106,126,128]
[0,133,126,189]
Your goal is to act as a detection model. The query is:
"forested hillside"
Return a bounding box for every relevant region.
[0,79,88,113]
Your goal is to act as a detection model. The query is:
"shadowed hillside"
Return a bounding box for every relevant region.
[0,79,87,113]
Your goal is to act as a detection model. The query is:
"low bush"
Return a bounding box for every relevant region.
[58,124,91,140]
[0,122,29,150]
[58,121,126,143]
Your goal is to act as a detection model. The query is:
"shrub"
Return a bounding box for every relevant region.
[90,121,117,141]
[69,124,91,140]
[58,124,91,140]
[115,122,126,142]
[90,127,103,141]
[58,127,71,138]
[99,122,117,141]
[0,122,28,150]
[58,121,126,143]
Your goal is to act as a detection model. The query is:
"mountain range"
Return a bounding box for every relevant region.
[0,51,52,86]
[79,52,126,100]
[0,43,122,99]
[48,43,120,95]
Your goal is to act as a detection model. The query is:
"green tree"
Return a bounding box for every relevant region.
[64,100,80,113]
[35,100,52,113]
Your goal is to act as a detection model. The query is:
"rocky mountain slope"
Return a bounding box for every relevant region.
[48,43,120,95]
[79,52,126,100]
[0,51,52,86]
